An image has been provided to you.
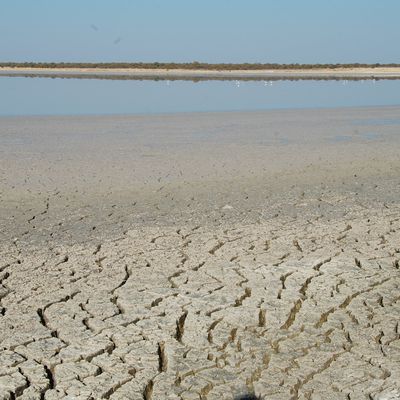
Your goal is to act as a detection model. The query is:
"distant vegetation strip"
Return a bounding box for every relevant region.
[1,62,400,70]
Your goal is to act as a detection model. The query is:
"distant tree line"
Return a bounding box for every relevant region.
[1,62,400,70]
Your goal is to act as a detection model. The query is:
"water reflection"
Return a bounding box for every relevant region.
[0,77,399,116]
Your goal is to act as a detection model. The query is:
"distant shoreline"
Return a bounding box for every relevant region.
[2,65,400,81]
[2,62,400,69]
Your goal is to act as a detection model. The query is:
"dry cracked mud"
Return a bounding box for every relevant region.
[1,208,400,399]
[1,108,400,399]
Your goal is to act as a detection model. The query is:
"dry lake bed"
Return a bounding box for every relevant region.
[1,106,400,399]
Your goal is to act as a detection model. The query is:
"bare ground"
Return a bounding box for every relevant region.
[1,108,399,399]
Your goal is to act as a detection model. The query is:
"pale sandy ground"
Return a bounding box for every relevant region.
[1,108,400,399]
[1,67,400,80]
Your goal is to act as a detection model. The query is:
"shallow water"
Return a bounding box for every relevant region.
[1,76,400,116]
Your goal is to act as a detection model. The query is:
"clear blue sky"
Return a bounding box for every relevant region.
[1,0,399,63]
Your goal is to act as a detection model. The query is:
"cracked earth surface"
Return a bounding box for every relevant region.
[1,108,400,399]
[1,209,400,399]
